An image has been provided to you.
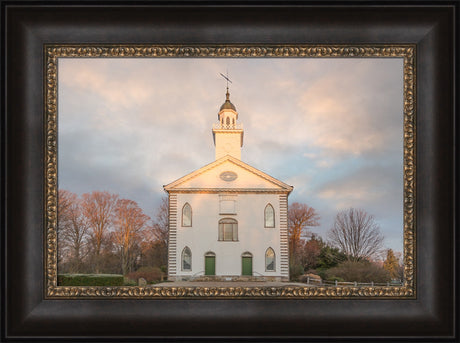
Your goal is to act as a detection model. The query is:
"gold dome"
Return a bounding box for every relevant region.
[219,89,236,112]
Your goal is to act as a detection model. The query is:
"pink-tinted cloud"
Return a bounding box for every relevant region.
[58,57,404,253]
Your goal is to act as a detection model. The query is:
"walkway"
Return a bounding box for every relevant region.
[152,281,307,287]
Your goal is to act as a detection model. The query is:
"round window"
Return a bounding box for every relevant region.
[219,171,238,182]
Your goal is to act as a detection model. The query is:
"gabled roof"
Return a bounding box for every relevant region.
[163,155,293,193]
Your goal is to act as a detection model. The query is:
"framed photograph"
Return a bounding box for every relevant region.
[49,47,413,298]
[3,1,455,340]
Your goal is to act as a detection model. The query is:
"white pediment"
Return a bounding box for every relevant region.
[164,155,293,192]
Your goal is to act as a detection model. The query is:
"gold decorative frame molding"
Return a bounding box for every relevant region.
[45,45,415,299]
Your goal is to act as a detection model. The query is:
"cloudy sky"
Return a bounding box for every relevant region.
[58,57,404,255]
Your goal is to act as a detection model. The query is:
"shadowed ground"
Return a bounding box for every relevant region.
[151,281,308,287]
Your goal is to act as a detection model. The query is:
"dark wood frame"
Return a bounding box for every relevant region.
[2,1,456,340]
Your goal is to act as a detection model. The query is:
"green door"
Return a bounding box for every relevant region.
[205,256,215,275]
[242,256,253,276]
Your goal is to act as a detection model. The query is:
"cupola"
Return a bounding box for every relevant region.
[212,87,244,160]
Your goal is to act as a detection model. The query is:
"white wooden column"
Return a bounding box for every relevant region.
[167,193,178,280]
[279,194,289,279]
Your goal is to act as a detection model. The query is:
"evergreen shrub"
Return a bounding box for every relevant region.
[58,274,124,286]
[289,264,304,281]
[324,261,391,283]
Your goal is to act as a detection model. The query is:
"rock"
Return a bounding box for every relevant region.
[138,277,147,286]
[299,273,322,283]
[306,273,321,280]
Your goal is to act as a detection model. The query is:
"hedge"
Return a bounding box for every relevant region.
[58,274,124,286]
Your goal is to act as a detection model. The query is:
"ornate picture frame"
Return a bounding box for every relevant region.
[45,45,415,299]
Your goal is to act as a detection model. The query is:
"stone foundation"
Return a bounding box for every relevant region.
[168,275,288,282]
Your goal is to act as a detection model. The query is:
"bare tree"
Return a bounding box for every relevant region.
[152,197,169,245]
[81,191,118,273]
[328,208,384,262]
[140,197,169,269]
[288,202,320,264]
[112,198,150,275]
[57,189,89,273]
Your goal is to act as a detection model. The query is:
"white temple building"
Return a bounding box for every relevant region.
[164,88,293,281]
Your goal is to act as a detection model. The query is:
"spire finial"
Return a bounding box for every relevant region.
[220,71,232,100]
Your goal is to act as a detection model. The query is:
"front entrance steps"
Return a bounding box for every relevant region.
[184,275,286,282]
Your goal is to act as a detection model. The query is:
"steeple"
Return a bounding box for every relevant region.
[219,87,237,113]
[212,86,244,160]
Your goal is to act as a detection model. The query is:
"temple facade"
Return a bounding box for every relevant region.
[164,88,293,281]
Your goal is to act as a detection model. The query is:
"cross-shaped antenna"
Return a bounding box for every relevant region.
[220,71,232,91]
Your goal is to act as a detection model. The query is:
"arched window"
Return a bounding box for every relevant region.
[226,117,230,125]
[182,203,192,227]
[218,218,238,241]
[265,248,275,271]
[264,204,275,228]
[182,247,192,271]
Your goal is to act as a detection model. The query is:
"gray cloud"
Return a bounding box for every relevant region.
[58,57,404,253]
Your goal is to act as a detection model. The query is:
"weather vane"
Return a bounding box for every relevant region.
[220,71,232,91]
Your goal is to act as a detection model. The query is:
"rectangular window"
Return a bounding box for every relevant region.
[232,224,238,241]
[218,225,224,241]
[224,224,233,240]
[220,200,235,214]
[218,219,238,241]
[219,195,237,214]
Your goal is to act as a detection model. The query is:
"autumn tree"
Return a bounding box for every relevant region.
[328,208,384,262]
[383,249,399,279]
[300,235,322,271]
[57,189,89,273]
[394,251,404,280]
[112,198,151,275]
[288,202,320,264]
[81,191,118,273]
[57,190,72,268]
